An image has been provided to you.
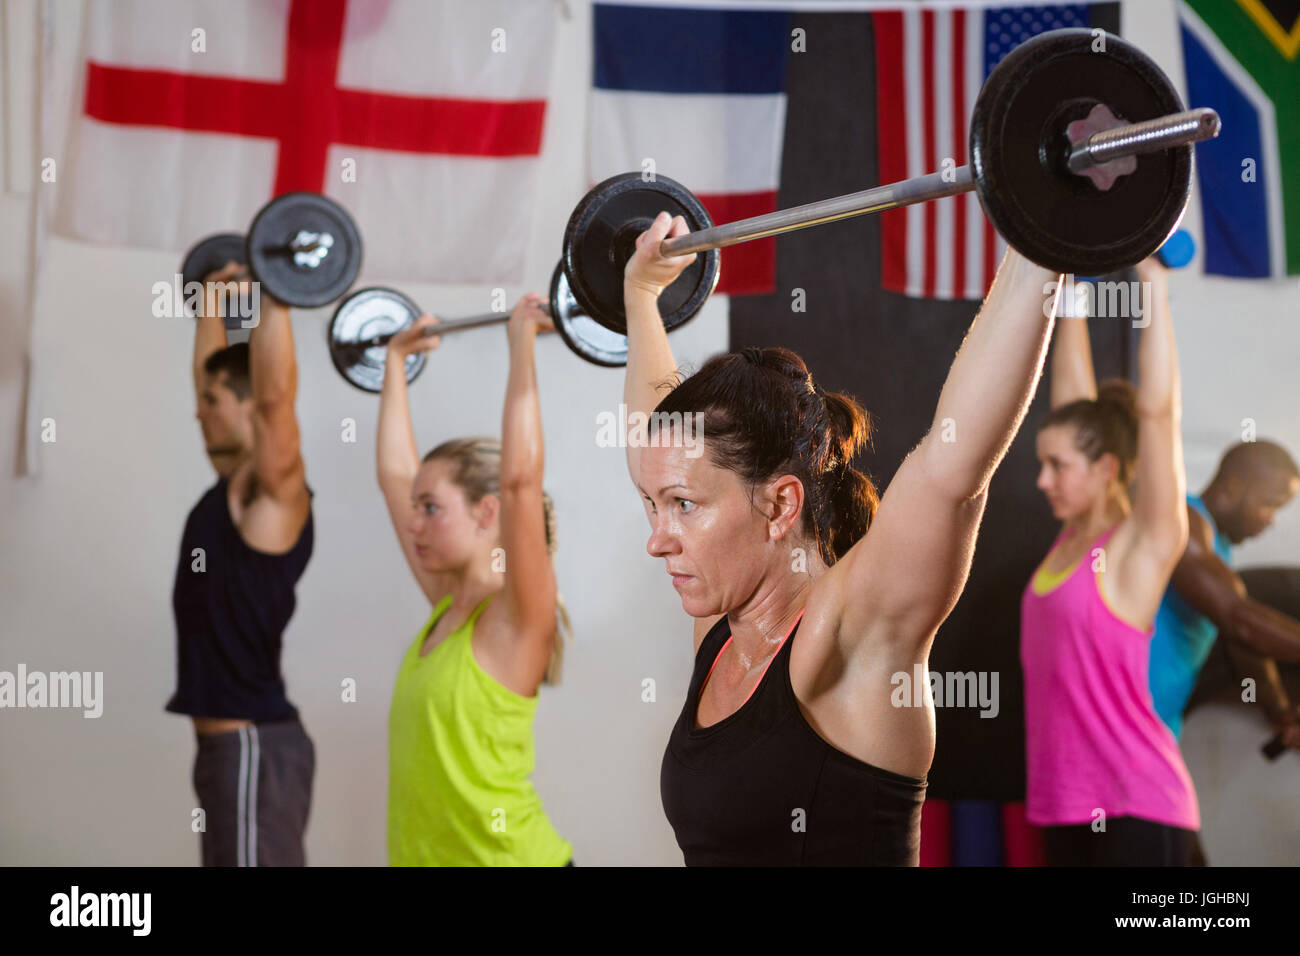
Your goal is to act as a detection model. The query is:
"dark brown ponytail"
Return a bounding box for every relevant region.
[650,347,878,566]
[820,390,880,563]
[1041,378,1139,485]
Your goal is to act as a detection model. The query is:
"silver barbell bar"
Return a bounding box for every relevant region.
[660,108,1220,258]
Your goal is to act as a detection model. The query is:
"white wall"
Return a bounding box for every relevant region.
[1,0,1297,866]
[0,0,726,867]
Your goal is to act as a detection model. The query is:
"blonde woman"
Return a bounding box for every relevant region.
[376,293,573,866]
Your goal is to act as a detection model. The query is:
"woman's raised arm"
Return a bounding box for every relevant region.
[829,248,1060,653]
[622,212,696,482]
[1049,289,1098,410]
[498,295,559,647]
[377,315,444,604]
[1112,258,1188,603]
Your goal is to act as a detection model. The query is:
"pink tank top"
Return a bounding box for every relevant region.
[1020,524,1199,830]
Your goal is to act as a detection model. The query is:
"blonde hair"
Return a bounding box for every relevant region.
[422,436,571,685]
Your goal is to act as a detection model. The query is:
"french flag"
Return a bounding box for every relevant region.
[590,3,792,296]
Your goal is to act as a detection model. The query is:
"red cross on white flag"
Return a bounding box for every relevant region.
[54,0,556,284]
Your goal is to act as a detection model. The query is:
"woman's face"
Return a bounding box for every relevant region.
[408,459,495,572]
[637,438,793,618]
[1034,425,1115,521]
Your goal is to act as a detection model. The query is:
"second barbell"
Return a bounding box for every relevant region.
[328,261,635,392]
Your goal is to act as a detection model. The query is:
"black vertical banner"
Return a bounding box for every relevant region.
[728,5,1127,804]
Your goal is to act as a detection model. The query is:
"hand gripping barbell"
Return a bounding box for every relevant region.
[561,28,1220,338]
[326,261,632,391]
[180,192,363,325]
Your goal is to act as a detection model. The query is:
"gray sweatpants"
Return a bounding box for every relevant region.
[192,719,315,866]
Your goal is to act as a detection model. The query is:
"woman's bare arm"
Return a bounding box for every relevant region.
[623,212,695,482]
[1049,293,1098,409]
[1112,259,1188,610]
[829,248,1060,655]
[377,315,444,605]
[622,212,718,647]
[498,295,559,655]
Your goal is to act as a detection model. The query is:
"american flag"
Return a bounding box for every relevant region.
[874,4,1106,300]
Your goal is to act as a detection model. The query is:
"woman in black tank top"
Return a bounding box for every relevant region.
[622,212,1061,865]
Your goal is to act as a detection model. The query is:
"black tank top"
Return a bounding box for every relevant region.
[660,613,928,865]
[166,477,313,721]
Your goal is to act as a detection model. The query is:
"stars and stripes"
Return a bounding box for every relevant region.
[875,4,1097,300]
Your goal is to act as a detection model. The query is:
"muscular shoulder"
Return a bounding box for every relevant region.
[1185,503,1213,553]
[231,463,311,553]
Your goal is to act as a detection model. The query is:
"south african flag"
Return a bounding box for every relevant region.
[1180,0,1300,278]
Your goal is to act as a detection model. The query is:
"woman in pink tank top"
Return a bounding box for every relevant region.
[1021,256,1197,866]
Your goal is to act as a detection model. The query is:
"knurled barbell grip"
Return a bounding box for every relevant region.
[1068,107,1220,172]
[658,107,1220,259]
[661,167,975,257]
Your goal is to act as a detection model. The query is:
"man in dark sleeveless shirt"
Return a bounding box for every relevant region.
[166,263,315,866]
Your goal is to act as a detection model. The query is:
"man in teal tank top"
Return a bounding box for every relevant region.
[1149,441,1300,741]
[1150,496,1234,738]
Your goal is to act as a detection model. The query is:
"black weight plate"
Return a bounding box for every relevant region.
[970,28,1191,275]
[248,192,363,308]
[328,287,427,393]
[563,172,720,335]
[549,260,628,367]
[180,232,249,329]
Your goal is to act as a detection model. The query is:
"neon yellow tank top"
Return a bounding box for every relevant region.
[387,593,572,866]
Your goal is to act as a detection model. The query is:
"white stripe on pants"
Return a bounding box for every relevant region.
[236,725,261,867]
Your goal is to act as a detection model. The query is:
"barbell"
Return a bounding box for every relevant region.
[326,223,1195,390]
[326,261,635,392]
[193,28,1219,386]
[180,191,363,322]
[561,28,1219,337]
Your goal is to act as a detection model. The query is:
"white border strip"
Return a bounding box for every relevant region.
[933,9,954,299]
[963,9,984,299]
[903,7,924,298]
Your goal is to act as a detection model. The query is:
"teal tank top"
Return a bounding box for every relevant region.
[1149,495,1233,739]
